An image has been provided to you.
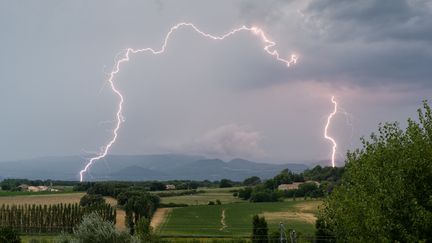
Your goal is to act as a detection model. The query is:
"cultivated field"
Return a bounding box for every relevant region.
[160,187,243,205]
[0,192,86,205]
[157,200,322,237]
[0,192,124,232]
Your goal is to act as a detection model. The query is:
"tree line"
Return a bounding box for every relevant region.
[0,203,115,234]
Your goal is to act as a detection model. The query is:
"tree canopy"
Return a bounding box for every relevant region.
[317,101,432,242]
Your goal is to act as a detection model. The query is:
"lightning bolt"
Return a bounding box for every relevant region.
[79,22,297,181]
[324,96,338,168]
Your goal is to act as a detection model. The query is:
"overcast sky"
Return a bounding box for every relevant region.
[1,0,431,166]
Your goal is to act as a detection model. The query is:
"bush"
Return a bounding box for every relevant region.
[219,179,233,188]
[237,187,253,200]
[79,194,106,207]
[250,189,281,203]
[56,213,134,243]
[252,215,268,243]
[208,201,215,205]
[159,202,188,208]
[0,227,21,243]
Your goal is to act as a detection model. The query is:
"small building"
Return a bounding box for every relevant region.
[165,184,176,190]
[18,184,29,191]
[278,182,302,191]
[27,185,49,192]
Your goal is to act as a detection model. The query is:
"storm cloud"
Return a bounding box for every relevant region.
[0,0,430,165]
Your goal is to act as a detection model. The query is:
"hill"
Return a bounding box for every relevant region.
[0,154,308,181]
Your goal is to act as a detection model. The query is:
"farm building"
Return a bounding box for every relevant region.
[278,181,320,191]
[278,183,302,190]
[165,184,176,190]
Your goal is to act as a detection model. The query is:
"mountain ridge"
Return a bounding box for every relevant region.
[0,154,309,181]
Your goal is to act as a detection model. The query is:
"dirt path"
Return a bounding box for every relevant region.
[219,209,227,231]
[150,208,172,230]
[115,209,126,231]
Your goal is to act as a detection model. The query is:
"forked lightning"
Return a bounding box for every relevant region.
[79,23,298,181]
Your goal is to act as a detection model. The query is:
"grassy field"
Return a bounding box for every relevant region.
[158,200,322,237]
[21,235,56,243]
[161,187,243,205]
[0,186,77,197]
[0,192,119,206]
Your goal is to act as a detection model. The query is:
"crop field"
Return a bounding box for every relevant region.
[0,192,118,206]
[161,192,242,205]
[160,187,244,205]
[157,200,322,237]
[0,192,124,232]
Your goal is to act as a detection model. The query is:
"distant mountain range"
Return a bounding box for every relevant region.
[0,154,309,181]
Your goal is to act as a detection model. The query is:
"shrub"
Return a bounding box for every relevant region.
[0,227,21,243]
[79,194,106,207]
[56,213,134,243]
[252,215,268,243]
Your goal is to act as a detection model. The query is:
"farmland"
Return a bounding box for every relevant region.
[157,200,322,237]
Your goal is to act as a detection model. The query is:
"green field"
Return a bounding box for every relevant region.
[161,187,243,205]
[158,200,322,237]
[21,235,56,243]
[0,186,76,197]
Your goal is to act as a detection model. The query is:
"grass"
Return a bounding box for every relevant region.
[21,235,56,243]
[161,192,242,205]
[160,187,243,205]
[158,200,322,237]
[0,189,78,197]
[0,192,86,205]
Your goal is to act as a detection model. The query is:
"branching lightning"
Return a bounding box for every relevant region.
[79,22,298,181]
[324,96,338,168]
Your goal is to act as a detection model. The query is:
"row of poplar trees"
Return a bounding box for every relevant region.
[0,203,116,233]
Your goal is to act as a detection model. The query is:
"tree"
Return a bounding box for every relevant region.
[317,101,432,242]
[124,194,160,234]
[219,179,233,188]
[238,187,253,200]
[79,194,106,207]
[149,182,165,191]
[273,169,294,185]
[0,227,21,243]
[243,176,261,186]
[252,215,268,243]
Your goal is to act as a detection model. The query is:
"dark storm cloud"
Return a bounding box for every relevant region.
[237,0,432,88]
[306,0,432,42]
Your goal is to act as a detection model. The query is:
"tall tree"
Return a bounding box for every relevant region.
[252,215,268,243]
[317,101,432,242]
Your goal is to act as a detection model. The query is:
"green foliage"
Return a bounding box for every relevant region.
[219,179,233,188]
[123,192,160,234]
[237,187,253,200]
[249,185,282,203]
[56,213,135,243]
[79,194,105,207]
[252,215,268,243]
[0,203,115,234]
[150,182,166,191]
[317,101,432,242]
[303,166,344,182]
[243,176,261,186]
[0,227,21,243]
